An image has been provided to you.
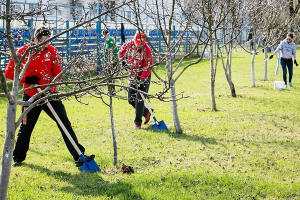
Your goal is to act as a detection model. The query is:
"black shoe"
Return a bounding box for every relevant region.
[12,161,22,167]
[75,154,95,167]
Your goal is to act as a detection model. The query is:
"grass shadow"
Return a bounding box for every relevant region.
[144,126,218,145]
[22,163,141,199]
[28,147,75,163]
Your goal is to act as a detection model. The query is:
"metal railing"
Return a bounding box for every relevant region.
[0,2,209,71]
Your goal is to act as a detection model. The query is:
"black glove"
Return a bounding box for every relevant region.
[294,60,299,66]
[122,60,127,67]
[122,60,129,71]
[24,76,40,84]
[269,55,273,59]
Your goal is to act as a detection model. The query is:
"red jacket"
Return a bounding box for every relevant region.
[5,43,62,97]
[118,40,152,81]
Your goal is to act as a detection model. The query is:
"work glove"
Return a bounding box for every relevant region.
[122,60,129,71]
[294,60,299,66]
[122,60,127,68]
[24,76,40,84]
[269,55,273,59]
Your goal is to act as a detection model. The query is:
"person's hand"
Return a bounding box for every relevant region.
[122,60,127,67]
[139,79,145,88]
[24,76,40,84]
[294,60,299,66]
[269,55,273,59]
[122,60,128,71]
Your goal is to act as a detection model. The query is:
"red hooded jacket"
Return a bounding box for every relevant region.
[118,40,152,81]
[5,43,62,97]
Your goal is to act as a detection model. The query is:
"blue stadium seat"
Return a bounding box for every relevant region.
[108,29,114,35]
[92,30,97,36]
[24,30,29,38]
[78,29,85,37]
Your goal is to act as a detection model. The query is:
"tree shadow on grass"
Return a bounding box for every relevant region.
[166,131,218,146]
[144,126,218,146]
[22,163,141,199]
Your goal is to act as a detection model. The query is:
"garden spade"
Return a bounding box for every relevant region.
[140,92,168,131]
[37,88,100,172]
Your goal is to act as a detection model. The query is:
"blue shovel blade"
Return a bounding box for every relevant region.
[79,155,100,172]
[80,159,100,172]
[152,120,168,131]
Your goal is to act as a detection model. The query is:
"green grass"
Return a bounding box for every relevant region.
[1,49,300,199]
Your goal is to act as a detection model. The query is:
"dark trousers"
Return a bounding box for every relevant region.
[128,75,151,126]
[13,94,85,162]
[280,58,293,84]
[250,40,254,51]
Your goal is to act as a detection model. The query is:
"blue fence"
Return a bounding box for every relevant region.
[0,2,205,72]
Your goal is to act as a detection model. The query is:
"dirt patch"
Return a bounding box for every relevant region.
[196,108,211,112]
[196,108,227,112]
[120,164,134,174]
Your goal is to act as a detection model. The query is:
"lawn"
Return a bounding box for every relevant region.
[0,49,300,199]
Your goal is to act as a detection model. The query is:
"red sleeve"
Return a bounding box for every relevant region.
[4,46,27,81]
[4,59,15,81]
[118,42,129,59]
[140,46,152,80]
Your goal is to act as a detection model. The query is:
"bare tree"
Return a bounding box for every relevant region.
[121,0,212,132]
[119,0,253,128]
[191,0,245,110]
[238,0,289,86]
[289,0,300,28]
[0,0,156,198]
[216,0,250,97]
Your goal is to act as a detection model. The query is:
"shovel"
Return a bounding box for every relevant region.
[37,88,100,172]
[140,92,168,131]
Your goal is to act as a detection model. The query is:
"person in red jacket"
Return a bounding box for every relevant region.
[118,31,153,129]
[5,26,95,167]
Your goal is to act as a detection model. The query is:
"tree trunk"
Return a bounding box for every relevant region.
[227,62,236,98]
[109,89,117,166]
[229,82,236,97]
[225,74,236,97]
[0,103,17,200]
[251,51,256,87]
[264,47,268,81]
[170,78,182,133]
[208,2,216,111]
[225,45,236,97]
[210,40,217,111]
[167,55,182,133]
[275,52,280,74]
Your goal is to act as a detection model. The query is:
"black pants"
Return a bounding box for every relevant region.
[128,75,151,126]
[13,94,85,162]
[280,58,293,84]
[250,40,254,51]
